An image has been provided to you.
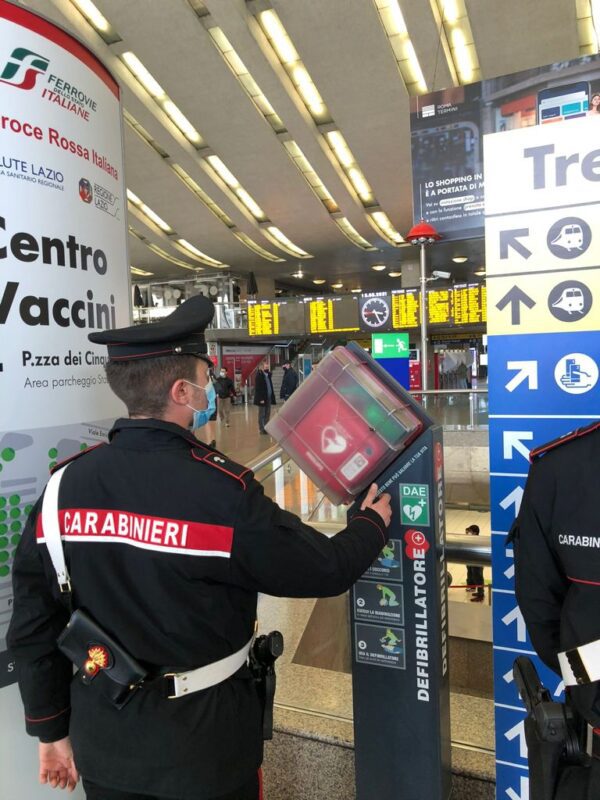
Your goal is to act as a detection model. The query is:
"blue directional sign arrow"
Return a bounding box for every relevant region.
[500,229,532,260]
[496,286,536,325]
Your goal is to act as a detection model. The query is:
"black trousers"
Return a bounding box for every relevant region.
[466,565,484,597]
[82,772,259,800]
[258,403,271,432]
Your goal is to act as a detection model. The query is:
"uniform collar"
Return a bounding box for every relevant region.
[109,417,199,448]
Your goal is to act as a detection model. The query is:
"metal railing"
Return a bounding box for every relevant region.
[245,446,492,566]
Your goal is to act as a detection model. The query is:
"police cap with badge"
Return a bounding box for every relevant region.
[88,294,214,363]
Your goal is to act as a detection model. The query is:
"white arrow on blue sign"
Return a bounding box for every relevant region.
[506,775,529,800]
[503,431,533,461]
[502,605,528,643]
[505,361,538,393]
[504,719,528,758]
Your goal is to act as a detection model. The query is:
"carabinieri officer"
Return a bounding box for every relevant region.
[8,295,392,800]
[512,421,600,796]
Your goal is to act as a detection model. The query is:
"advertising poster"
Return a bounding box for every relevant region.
[0,0,129,700]
[411,53,600,240]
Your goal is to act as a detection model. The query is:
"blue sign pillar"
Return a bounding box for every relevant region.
[485,117,600,799]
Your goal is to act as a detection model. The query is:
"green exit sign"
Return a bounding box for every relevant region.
[371,332,409,359]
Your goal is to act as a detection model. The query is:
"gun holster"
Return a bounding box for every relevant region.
[57,609,147,709]
[514,657,589,800]
[249,631,284,740]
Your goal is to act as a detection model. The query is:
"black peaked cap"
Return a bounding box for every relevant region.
[88,295,214,362]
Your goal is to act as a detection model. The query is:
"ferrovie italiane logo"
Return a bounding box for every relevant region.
[0,47,49,90]
[1,45,98,121]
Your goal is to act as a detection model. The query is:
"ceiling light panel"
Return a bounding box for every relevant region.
[175,238,226,268]
[576,0,600,53]
[129,226,202,271]
[69,0,121,43]
[430,0,481,85]
[263,226,312,258]
[373,0,427,94]
[367,210,405,245]
[197,14,377,251]
[127,190,173,234]
[208,27,286,133]
[257,9,332,123]
[232,232,285,262]
[333,217,377,251]
[204,155,267,221]
[130,266,154,277]
[120,51,204,148]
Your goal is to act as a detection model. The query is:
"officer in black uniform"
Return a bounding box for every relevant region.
[7,295,392,800]
[512,420,600,797]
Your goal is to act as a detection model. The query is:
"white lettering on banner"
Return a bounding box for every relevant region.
[413,547,430,702]
[36,509,233,557]
[558,534,600,548]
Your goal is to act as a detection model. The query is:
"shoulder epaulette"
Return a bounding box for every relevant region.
[190,443,254,488]
[529,420,600,462]
[50,442,106,474]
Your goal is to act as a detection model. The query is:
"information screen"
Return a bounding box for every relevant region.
[427,288,452,325]
[305,296,360,333]
[451,283,487,324]
[247,300,279,336]
[247,299,306,336]
[391,289,420,329]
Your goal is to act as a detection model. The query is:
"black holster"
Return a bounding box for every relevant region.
[57,609,147,709]
[249,631,283,740]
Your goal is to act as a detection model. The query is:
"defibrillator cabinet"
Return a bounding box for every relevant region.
[267,343,452,799]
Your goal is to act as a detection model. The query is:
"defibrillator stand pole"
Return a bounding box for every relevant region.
[349,423,452,799]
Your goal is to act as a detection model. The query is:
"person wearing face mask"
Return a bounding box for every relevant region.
[214,366,235,428]
[7,295,393,800]
[253,360,276,435]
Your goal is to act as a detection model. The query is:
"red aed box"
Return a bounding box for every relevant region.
[266,346,424,505]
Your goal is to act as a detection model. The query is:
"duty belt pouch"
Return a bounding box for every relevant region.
[58,609,147,709]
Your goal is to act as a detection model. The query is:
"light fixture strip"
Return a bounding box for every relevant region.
[576,0,600,53]
[175,238,225,267]
[333,218,377,251]
[120,51,204,148]
[256,9,332,124]
[208,27,287,134]
[130,266,154,276]
[282,140,339,213]
[232,232,285,262]
[373,0,427,94]
[69,0,121,43]
[263,226,312,258]
[367,210,405,245]
[127,190,173,234]
[429,0,480,85]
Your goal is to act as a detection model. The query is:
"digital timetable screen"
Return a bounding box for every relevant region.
[391,289,420,329]
[305,296,360,333]
[451,283,487,324]
[427,288,452,325]
[247,299,306,336]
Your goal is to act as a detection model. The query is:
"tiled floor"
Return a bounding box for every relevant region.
[205,403,494,758]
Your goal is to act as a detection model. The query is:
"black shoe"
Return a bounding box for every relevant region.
[209,440,216,448]
[471,595,484,602]
[259,430,268,435]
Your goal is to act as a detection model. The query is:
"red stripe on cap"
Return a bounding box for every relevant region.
[37,509,233,556]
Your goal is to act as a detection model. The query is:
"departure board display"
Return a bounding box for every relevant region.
[305,296,360,333]
[427,288,452,325]
[451,283,487,324]
[247,299,306,336]
[391,289,420,329]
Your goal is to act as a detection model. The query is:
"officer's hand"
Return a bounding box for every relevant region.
[38,737,79,791]
[361,483,392,527]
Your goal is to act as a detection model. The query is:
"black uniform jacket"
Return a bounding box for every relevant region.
[253,371,275,406]
[7,418,388,799]
[512,424,600,724]
[280,368,298,399]
[214,376,235,399]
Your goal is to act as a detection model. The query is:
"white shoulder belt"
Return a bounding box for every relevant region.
[41,465,254,700]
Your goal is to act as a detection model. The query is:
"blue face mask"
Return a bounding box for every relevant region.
[186,378,216,429]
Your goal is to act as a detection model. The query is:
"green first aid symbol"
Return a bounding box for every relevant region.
[399,483,430,526]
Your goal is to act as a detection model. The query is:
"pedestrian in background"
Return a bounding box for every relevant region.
[254,360,276,434]
[465,524,484,602]
[280,360,298,401]
[214,366,235,427]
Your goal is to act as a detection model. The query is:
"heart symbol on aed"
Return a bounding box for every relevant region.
[403,504,422,522]
[321,426,347,455]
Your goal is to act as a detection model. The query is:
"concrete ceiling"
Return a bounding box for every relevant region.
[17,0,584,292]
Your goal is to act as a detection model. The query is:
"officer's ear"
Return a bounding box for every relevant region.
[170,378,193,407]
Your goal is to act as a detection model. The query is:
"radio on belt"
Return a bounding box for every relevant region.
[265,345,424,504]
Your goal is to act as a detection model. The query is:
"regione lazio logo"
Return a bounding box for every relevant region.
[0,47,49,90]
[79,178,93,204]
[400,483,430,526]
